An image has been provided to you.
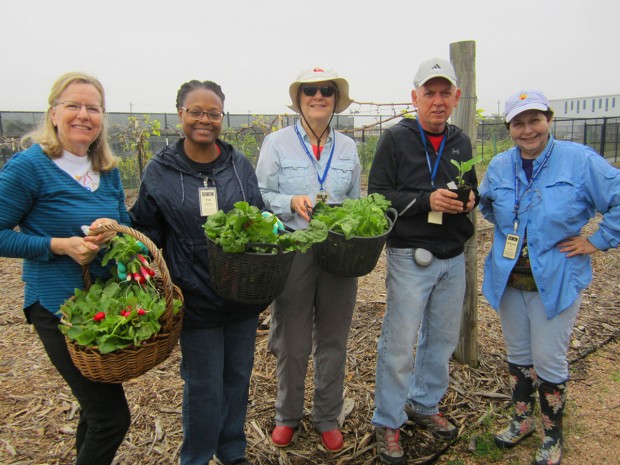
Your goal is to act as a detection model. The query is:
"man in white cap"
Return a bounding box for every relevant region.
[368,58,479,464]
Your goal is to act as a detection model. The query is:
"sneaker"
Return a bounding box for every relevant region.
[271,425,296,447]
[375,426,406,465]
[320,429,344,452]
[405,404,458,440]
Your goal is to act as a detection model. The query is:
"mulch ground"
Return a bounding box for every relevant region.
[0,213,618,465]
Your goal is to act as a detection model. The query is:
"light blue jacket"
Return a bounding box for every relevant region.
[256,121,361,231]
[479,136,620,319]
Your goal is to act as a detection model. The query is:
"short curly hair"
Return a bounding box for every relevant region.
[175,80,225,109]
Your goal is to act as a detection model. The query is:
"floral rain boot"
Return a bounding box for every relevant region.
[495,363,538,448]
[535,378,567,465]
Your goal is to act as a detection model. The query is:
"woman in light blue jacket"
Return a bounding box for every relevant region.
[479,89,620,465]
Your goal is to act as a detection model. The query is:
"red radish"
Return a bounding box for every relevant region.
[93,312,106,321]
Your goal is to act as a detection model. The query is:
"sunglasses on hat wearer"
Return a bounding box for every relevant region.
[301,85,337,98]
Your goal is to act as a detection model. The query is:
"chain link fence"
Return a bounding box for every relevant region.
[2,111,618,180]
[478,117,620,163]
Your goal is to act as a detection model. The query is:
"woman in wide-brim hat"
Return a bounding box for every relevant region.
[255,67,360,453]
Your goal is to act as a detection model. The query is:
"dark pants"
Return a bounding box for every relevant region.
[180,315,260,465]
[26,302,131,465]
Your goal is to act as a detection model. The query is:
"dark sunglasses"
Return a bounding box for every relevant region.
[301,85,337,98]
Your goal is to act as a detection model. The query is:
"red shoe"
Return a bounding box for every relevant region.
[271,425,295,447]
[321,429,343,452]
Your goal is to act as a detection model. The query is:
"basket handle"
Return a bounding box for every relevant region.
[84,224,177,333]
[244,242,285,254]
[385,207,398,233]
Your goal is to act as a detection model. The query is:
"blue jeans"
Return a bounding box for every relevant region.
[180,315,259,465]
[499,286,581,383]
[372,248,465,429]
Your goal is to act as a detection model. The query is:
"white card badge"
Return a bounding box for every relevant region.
[503,234,520,259]
[315,192,328,205]
[428,211,443,224]
[199,187,218,217]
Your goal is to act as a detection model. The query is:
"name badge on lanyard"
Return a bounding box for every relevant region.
[503,234,520,259]
[315,191,328,205]
[199,187,218,217]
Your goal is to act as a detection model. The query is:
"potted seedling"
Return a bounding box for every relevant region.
[450,155,482,207]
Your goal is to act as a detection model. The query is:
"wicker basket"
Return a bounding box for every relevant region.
[207,238,296,305]
[312,208,397,277]
[61,224,184,384]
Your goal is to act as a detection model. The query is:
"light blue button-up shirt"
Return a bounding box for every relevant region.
[256,121,361,231]
[479,136,620,319]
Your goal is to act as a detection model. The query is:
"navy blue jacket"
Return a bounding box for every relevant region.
[130,138,266,327]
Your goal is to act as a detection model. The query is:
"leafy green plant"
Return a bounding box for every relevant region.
[204,201,327,253]
[451,155,483,187]
[59,235,182,354]
[312,193,392,239]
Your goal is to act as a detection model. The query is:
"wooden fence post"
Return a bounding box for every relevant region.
[450,40,479,367]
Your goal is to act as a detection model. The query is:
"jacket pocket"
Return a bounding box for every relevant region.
[279,158,311,193]
[327,158,356,198]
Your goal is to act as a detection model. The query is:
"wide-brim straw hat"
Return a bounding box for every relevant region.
[288,67,353,114]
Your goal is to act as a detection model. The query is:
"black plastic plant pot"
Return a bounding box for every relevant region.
[449,186,471,208]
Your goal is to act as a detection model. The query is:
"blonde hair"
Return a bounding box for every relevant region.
[21,72,118,172]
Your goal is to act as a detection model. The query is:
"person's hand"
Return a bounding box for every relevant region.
[429,188,464,214]
[83,218,119,246]
[558,235,599,257]
[463,190,476,213]
[291,195,313,221]
[51,237,100,265]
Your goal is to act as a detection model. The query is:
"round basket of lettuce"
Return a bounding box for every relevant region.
[59,225,184,384]
[204,201,327,305]
[311,193,397,277]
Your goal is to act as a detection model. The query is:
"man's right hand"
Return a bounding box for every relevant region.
[430,189,464,214]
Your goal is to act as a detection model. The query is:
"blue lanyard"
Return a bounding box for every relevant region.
[294,122,336,190]
[417,119,447,190]
[512,141,555,232]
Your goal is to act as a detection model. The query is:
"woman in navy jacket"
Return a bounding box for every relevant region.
[130,80,265,465]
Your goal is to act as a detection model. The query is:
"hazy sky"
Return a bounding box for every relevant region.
[1,0,618,117]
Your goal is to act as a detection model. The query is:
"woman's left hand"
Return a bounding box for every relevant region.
[83,218,120,246]
[557,235,599,257]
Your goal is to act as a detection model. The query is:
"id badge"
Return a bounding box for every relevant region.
[199,187,218,217]
[428,211,443,225]
[315,192,328,205]
[503,234,520,259]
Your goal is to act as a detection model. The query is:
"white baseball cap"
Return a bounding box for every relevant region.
[413,58,458,88]
[504,89,551,123]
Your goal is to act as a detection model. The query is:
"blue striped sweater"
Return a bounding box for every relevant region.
[0,144,131,316]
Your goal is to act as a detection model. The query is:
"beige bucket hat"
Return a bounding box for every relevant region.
[288,67,353,114]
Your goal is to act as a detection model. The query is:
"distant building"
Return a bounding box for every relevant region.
[550,94,620,118]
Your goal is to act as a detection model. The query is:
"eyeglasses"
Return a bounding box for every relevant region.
[56,101,104,115]
[182,107,225,122]
[301,85,337,98]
